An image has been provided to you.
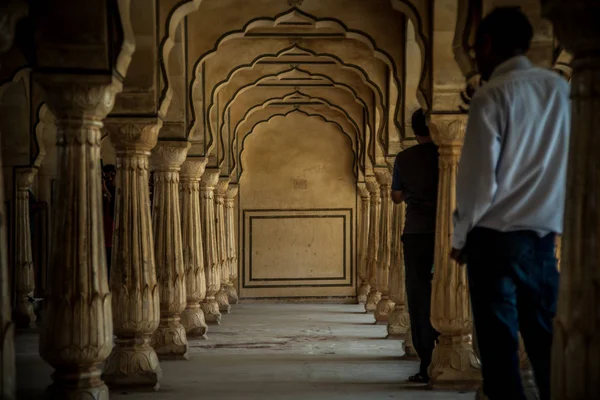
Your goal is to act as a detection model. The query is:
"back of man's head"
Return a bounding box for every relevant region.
[412,108,429,137]
[476,7,533,56]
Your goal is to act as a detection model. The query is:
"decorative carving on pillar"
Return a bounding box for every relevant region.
[150,140,190,360]
[36,75,121,400]
[428,114,481,390]
[387,202,410,338]
[102,119,162,390]
[179,157,209,339]
[224,184,239,305]
[13,167,38,329]
[374,169,394,323]
[214,178,231,314]
[356,183,371,304]
[364,178,381,312]
[541,2,600,398]
[200,169,222,324]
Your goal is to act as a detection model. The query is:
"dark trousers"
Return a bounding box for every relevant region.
[466,227,559,400]
[402,233,440,376]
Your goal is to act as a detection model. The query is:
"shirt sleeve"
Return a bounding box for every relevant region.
[452,91,503,250]
[391,154,403,191]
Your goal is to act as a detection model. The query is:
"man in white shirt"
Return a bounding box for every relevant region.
[450,7,570,400]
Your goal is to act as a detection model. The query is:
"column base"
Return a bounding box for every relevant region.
[201,298,222,325]
[103,336,161,391]
[365,290,381,312]
[226,284,239,305]
[386,305,410,339]
[374,296,394,323]
[215,289,231,314]
[15,299,37,329]
[151,316,189,361]
[357,282,370,304]
[401,330,419,359]
[428,334,481,391]
[47,366,109,400]
[181,304,208,339]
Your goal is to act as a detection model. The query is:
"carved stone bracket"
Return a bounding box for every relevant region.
[180,157,209,339]
[150,140,191,360]
[102,118,162,390]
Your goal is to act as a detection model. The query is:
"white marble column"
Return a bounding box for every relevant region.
[102,119,162,389]
[387,202,410,339]
[37,76,118,399]
[365,178,382,312]
[180,157,209,338]
[356,183,371,304]
[374,169,394,323]
[13,167,38,329]
[214,178,231,314]
[200,169,222,324]
[224,184,239,305]
[543,2,600,398]
[428,114,480,390]
[150,141,190,360]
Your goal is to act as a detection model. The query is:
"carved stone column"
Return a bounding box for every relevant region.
[365,178,382,312]
[102,119,162,390]
[37,76,119,399]
[387,201,410,338]
[374,169,394,323]
[150,141,190,360]
[428,114,480,390]
[224,184,239,305]
[200,169,222,324]
[13,167,38,329]
[542,2,600,398]
[214,178,231,314]
[356,183,371,304]
[179,157,209,338]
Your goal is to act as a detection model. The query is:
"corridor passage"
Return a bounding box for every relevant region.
[16,304,473,400]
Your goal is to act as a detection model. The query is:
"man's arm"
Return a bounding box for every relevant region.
[452,91,503,251]
[391,153,405,204]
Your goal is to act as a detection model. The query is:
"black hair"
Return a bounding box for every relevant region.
[411,108,429,137]
[476,7,533,55]
[102,164,116,173]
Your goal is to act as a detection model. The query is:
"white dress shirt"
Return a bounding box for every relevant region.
[452,56,571,250]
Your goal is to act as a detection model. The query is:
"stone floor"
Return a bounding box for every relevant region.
[16,303,475,399]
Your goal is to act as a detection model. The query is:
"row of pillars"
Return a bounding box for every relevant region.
[2,76,241,398]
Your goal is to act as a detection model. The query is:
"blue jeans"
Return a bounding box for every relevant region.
[466,228,559,400]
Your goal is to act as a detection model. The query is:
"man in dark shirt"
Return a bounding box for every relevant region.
[391,108,440,383]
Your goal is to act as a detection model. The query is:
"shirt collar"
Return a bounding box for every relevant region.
[489,55,533,80]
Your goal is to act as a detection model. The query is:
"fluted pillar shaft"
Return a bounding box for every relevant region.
[102,119,162,389]
[179,157,209,338]
[150,141,190,360]
[37,76,118,399]
[356,183,371,304]
[224,184,239,305]
[428,114,480,389]
[375,169,394,323]
[200,169,222,324]
[14,167,38,329]
[365,178,381,312]
[543,2,600,398]
[387,201,410,338]
[214,178,231,313]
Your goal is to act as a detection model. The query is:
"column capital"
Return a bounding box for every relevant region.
[150,140,190,171]
[365,178,380,195]
[374,168,392,188]
[357,182,370,199]
[543,0,600,56]
[225,184,239,200]
[35,74,121,122]
[201,168,220,189]
[215,178,230,197]
[104,118,161,153]
[15,167,37,190]
[429,113,468,146]
[180,157,209,181]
